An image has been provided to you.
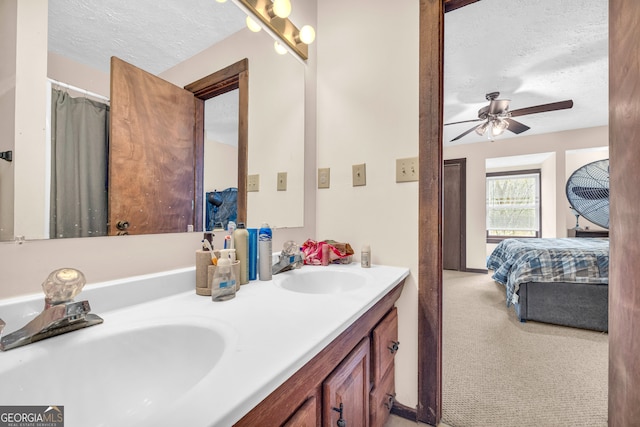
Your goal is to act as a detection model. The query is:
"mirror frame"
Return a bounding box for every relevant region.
[185,59,249,229]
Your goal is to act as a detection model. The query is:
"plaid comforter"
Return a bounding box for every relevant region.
[486,238,609,306]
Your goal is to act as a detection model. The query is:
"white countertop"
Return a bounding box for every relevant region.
[0,263,409,427]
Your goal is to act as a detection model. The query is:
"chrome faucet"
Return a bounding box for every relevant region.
[0,268,103,351]
[272,241,304,275]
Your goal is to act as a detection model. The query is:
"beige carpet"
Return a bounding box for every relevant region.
[442,270,608,427]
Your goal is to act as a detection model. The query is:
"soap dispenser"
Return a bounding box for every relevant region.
[211,253,237,302]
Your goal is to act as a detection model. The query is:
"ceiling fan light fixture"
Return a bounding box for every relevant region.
[490,118,509,137]
[475,122,489,136]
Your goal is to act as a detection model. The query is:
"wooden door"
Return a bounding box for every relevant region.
[283,395,320,427]
[109,56,196,235]
[443,159,466,270]
[323,338,370,427]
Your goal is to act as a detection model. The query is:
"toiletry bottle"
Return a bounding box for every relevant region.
[211,256,237,302]
[361,244,371,268]
[258,223,272,281]
[233,223,249,285]
[321,243,330,266]
[248,228,258,281]
[224,221,236,249]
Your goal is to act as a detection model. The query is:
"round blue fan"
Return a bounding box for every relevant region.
[565,159,609,229]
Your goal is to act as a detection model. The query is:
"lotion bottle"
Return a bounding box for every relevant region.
[233,222,249,285]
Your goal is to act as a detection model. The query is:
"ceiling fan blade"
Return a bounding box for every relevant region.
[488,99,510,115]
[509,100,574,117]
[450,124,481,142]
[504,118,531,134]
[444,118,483,126]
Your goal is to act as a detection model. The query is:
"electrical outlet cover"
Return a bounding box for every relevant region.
[318,168,330,189]
[277,172,287,191]
[396,157,419,182]
[247,174,260,192]
[352,163,366,186]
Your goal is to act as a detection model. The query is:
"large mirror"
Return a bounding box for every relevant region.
[0,0,304,242]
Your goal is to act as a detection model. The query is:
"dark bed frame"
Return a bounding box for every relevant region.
[514,281,609,332]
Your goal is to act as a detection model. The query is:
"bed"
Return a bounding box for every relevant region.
[486,237,609,332]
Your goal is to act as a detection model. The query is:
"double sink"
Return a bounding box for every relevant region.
[0,264,407,426]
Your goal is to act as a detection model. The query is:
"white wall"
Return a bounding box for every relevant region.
[445,125,609,269]
[316,0,420,407]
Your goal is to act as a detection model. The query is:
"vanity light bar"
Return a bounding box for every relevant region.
[232,0,309,61]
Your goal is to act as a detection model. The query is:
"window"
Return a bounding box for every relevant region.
[486,169,541,242]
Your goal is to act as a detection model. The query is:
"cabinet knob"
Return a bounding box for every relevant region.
[116,220,130,230]
[388,340,400,354]
[332,403,346,427]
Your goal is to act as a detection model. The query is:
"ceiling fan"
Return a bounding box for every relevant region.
[445,92,574,142]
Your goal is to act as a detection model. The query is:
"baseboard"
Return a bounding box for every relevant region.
[391,401,419,422]
[463,267,488,274]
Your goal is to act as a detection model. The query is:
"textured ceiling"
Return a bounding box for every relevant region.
[49,0,608,146]
[48,0,247,75]
[444,0,608,145]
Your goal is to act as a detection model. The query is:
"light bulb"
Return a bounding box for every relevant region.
[274,41,288,55]
[475,122,488,136]
[490,119,508,136]
[299,25,316,44]
[246,16,261,32]
[272,0,291,18]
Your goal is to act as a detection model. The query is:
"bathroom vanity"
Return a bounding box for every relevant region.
[0,263,408,427]
[237,273,403,427]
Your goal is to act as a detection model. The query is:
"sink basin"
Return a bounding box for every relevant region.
[0,316,233,426]
[274,268,367,294]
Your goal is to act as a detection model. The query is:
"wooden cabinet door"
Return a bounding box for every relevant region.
[283,395,320,427]
[109,56,196,235]
[323,338,370,427]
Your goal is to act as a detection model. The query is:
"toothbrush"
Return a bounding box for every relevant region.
[202,239,218,265]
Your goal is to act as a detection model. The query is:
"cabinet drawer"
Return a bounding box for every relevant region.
[371,307,399,385]
[370,368,395,427]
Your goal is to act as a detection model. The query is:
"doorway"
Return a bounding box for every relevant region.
[419,1,640,425]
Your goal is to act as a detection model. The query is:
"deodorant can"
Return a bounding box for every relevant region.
[361,244,371,268]
[258,223,272,281]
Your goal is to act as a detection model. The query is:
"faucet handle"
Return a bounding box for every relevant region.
[42,268,86,305]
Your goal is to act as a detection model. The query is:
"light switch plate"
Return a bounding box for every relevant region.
[318,168,330,189]
[277,172,287,191]
[352,163,366,187]
[247,174,260,192]
[396,157,419,182]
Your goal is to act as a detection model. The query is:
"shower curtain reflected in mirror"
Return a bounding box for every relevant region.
[50,89,109,238]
